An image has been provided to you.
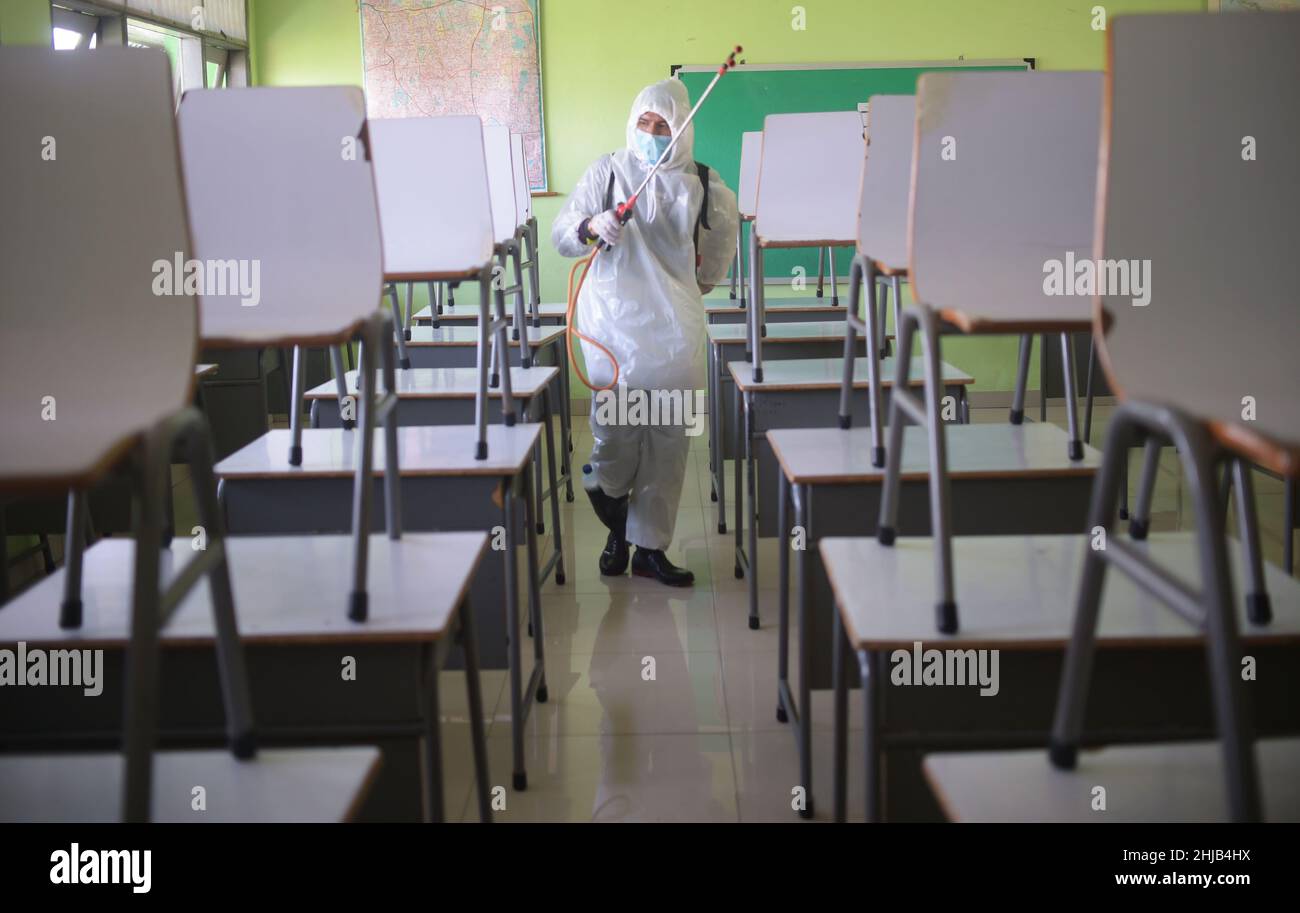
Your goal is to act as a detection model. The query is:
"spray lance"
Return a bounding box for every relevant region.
[566,45,743,392]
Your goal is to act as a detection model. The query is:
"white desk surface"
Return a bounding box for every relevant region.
[0,533,488,648]
[769,423,1099,485]
[1099,14,1300,477]
[910,72,1102,334]
[511,132,532,222]
[304,366,557,401]
[0,748,381,823]
[729,356,973,392]
[707,321,870,345]
[820,532,1300,651]
[408,325,565,348]
[484,123,519,245]
[413,302,568,321]
[925,738,1300,823]
[856,94,914,273]
[216,425,541,479]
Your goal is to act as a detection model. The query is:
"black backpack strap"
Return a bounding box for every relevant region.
[604,155,616,212]
[694,162,711,266]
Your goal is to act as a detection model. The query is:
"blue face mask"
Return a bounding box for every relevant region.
[634,128,672,165]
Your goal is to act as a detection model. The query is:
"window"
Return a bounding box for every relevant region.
[49,2,249,93]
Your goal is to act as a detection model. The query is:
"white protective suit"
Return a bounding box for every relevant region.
[553,79,738,551]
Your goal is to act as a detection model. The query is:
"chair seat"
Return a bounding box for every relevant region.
[0,747,382,822]
[923,738,1300,823]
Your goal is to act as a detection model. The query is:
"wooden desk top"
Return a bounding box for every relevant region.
[729,356,973,392]
[216,425,541,479]
[0,532,488,648]
[0,747,382,823]
[924,738,1300,823]
[769,424,1099,484]
[303,366,557,401]
[820,532,1300,651]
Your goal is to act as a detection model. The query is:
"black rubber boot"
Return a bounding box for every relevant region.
[631,548,695,587]
[595,485,629,576]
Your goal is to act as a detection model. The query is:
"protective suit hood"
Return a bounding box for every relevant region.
[626,78,694,173]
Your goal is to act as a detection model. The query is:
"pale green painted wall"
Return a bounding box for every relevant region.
[0,0,52,45]
[247,0,1206,395]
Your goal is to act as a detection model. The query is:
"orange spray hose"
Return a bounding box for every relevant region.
[566,248,619,392]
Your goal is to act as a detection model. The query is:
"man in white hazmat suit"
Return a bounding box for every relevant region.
[552,78,738,586]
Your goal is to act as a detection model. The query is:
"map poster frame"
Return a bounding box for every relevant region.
[359,0,549,193]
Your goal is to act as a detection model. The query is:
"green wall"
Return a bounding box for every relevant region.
[0,0,51,45]
[248,0,1206,395]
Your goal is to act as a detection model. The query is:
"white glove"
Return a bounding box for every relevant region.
[589,209,623,248]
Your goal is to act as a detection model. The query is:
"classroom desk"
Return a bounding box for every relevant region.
[412,301,568,327]
[925,739,1300,823]
[304,365,574,524]
[0,749,383,823]
[406,324,572,455]
[725,357,973,605]
[821,533,1300,822]
[766,423,1101,818]
[707,322,877,527]
[704,296,850,326]
[0,532,496,822]
[215,424,557,668]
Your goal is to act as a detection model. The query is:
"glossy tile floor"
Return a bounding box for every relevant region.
[13,397,1290,822]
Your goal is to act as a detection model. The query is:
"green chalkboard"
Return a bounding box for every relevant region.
[676,60,1033,284]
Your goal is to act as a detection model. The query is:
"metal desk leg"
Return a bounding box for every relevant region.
[558,343,573,500]
[523,463,549,704]
[386,284,411,369]
[459,596,494,823]
[1039,333,1048,423]
[707,340,718,503]
[733,382,744,579]
[745,390,759,624]
[1286,478,1296,576]
[543,386,567,586]
[421,643,446,824]
[776,471,791,687]
[714,344,727,532]
[832,588,849,823]
[795,481,813,819]
[861,649,881,823]
[504,471,527,791]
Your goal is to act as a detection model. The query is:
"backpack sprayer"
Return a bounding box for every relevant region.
[566,45,743,392]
